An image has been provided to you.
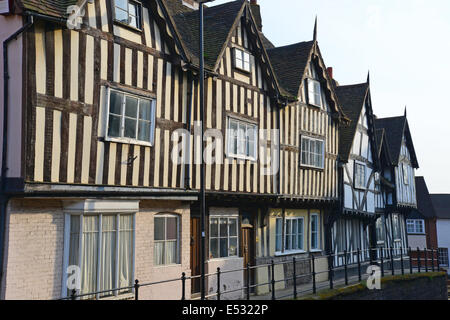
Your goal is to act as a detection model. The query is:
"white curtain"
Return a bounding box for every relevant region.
[165,241,177,265]
[154,242,164,265]
[100,216,116,297]
[119,215,133,292]
[81,216,98,298]
[68,216,80,296]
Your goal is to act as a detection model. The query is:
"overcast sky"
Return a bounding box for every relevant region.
[210,0,450,193]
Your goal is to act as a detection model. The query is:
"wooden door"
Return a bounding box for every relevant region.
[190,217,200,294]
[242,226,255,292]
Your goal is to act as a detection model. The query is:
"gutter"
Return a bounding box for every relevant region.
[1,13,34,297]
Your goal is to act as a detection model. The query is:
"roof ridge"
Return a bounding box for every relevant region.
[267,40,314,52]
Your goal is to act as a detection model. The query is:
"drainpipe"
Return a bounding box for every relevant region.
[1,14,34,295]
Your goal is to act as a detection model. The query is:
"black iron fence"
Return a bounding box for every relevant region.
[61,246,445,301]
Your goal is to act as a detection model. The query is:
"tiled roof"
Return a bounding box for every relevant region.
[430,194,450,219]
[335,82,369,161]
[374,116,419,168]
[166,0,245,69]
[266,41,314,96]
[18,0,77,18]
[413,177,437,219]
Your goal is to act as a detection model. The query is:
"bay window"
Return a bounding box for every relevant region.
[301,136,324,169]
[154,214,180,265]
[209,216,238,259]
[106,89,156,146]
[65,213,135,299]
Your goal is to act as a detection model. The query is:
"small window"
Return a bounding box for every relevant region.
[402,163,409,185]
[275,217,283,253]
[406,219,424,234]
[354,163,366,189]
[275,217,304,254]
[310,214,320,250]
[107,89,156,145]
[209,216,238,259]
[301,136,324,169]
[227,118,257,160]
[307,78,322,107]
[392,214,401,240]
[438,248,449,267]
[154,215,180,265]
[376,216,385,243]
[234,48,251,73]
[114,0,142,30]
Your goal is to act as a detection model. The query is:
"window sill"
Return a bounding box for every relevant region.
[104,136,154,148]
[275,250,307,257]
[310,249,322,253]
[407,233,426,235]
[300,165,324,172]
[226,154,258,163]
[208,256,241,262]
[153,263,182,269]
[113,20,143,34]
[234,68,252,76]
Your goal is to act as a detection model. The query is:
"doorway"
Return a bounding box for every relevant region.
[190,217,200,294]
[241,224,255,293]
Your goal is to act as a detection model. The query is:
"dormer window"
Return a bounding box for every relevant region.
[307,78,322,107]
[114,0,142,30]
[402,163,409,185]
[233,48,251,73]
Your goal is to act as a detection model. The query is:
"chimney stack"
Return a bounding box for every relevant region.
[250,0,263,32]
[327,67,333,79]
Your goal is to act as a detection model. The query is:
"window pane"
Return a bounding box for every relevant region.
[229,237,238,256]
[110,91,123,115]
[275,218,282,252]
[118,213,134,291]
[138,120,151,142]
[108,114,121,138]
[81,216,99,296]
[125,97,138,118]
[219,238,228,258]
[166,217,177,240]
[128,2,137,16]
[115,0,128,11]
[115,8,128,24]
[139,99,152,120]
[298,220,304,250]
[154,242,164,265]
[100,216,116,297]
[129,15,137,29]
[219,218,228,237]
[124,118,137,138]
[210,238,219,259]
[154,217,165,241]
[165,240,177,265]
[229,218,237,237]
[68,216,80,296]
[210,218,218,237]
[229,121,238,155]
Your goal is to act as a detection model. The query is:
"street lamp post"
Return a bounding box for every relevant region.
[198,0,214,301]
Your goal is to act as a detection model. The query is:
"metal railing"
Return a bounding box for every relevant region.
[60,247,444,301]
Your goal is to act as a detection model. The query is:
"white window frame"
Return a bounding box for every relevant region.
[105,87,156,147]
[275,217,306,255]
[154,214,180,266]
[310,213,320,251]
[300,136,324,169]
[354,161,366,190]
[233,47,251,73]
[209,215,239,260]
[226,117,258,161]
[406,219,425,234]
[62,212,136,299]
[113,0,142,30]
[307,78,322,108]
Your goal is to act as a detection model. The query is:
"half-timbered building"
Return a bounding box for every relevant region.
[374,115,419,254]
[331,78,379,266]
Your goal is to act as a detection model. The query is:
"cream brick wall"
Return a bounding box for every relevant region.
[1,199,191,300]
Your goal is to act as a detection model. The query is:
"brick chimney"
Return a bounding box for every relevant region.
[250,0,263,32]
[327,67,333,79]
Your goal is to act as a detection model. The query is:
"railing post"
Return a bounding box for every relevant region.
[271,260,276,301]
[311,255,316,294]
[390,247,394,275]
[400,247,404,275]
[380,248,384,277]
[216,267,221,301]
[181,273,186,300]
[344,250,348,285]
[425,249,429,273]
[431,248,435,272]
[71,289,77,301]
[409,247,413,274]
[357,248,361,282]
[329,254,334,290]
[417,247,421,273]
[246,263,251,301]
[134,279,139,301]
[293,257,297,299]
